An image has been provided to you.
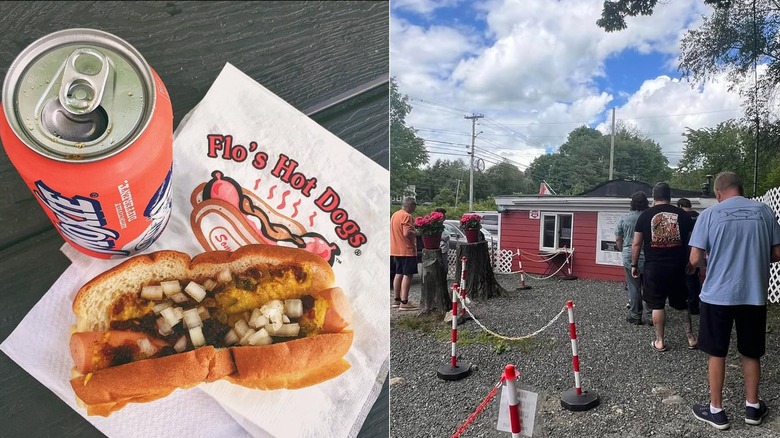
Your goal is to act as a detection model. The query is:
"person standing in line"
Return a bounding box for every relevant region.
[631,182,697,351]
[615,192,650,325]
[391,197,419,311]
[677,197,702,315]
[689,172,780,430]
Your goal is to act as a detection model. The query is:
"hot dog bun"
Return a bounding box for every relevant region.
[69,244,352,416]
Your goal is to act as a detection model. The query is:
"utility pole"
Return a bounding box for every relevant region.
[609,107,615,180]
[454,179,461,207]
[465,113,483,211]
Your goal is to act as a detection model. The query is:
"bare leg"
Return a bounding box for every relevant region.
[653,309,665,348]
[742,356,761,404]
[393,274,402,300]
[682,308,697,347]
[709,355,726,408]
[400,274,412,302]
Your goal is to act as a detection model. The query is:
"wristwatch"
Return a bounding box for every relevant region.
[631,264,638,268]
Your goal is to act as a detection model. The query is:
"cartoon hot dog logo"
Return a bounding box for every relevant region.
[191,170,342,265]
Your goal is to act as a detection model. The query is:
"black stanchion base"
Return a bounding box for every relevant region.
[561,275,578,281]
[560,388,599,411]
[516,285,532,290]
[437,362,472,381]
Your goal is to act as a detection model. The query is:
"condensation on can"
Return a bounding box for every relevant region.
[0,28,174,259]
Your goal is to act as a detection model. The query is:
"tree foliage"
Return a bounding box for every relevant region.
[524,126,671,195]
[390,78,428,198]
[673,119,780,195]
[597,0,732,32]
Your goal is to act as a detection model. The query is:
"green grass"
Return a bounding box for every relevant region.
[393,312,548,355]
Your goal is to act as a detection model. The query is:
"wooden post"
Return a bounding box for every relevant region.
[420,248,450,313]
[455,241,506,299]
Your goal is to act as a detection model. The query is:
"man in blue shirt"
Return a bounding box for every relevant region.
[689,172,780,430]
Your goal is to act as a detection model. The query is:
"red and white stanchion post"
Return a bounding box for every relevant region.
[560,300,599,411]
[437,283,472,381]
[459,256,470,316]
[516,250,531,290]
[561,245,577,280]
[504,365,522,438]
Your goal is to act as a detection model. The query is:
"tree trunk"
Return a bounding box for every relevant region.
[455,241,506,300]
[420,248,451,314]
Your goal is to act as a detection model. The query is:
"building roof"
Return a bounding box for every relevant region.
[578,179,708,198]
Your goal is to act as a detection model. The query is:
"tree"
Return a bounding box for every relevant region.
[482,161,531,197]
[597,0,731,33]
[433,187,455,206]
[674,119,780,195]
[390,78,428,198]
[525,126,670,195]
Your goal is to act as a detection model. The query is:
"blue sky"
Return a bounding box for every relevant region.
[391,0,745,169]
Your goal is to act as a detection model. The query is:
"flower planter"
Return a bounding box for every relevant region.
[464,228,479,243]
[422,232,442,250]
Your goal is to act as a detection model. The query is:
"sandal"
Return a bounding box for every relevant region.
[651,340,668,352]
[687,336,698,350]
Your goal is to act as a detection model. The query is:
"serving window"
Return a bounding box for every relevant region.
[539,212,573,251]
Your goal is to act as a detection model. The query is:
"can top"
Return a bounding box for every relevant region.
[2,28,156,162]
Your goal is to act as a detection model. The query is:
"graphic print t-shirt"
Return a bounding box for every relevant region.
[634,203,694,266]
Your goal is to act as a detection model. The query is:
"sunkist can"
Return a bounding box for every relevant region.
[0,28,173,259]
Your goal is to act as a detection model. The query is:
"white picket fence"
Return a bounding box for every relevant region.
[755,187,780,303]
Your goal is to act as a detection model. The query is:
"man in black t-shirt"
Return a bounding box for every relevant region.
[631,183,696,352]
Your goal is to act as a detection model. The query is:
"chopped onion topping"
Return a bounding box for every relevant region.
[248,328,273,346]
[152,300,174,315]
[173,336,188,353]
[217,268,232,283]
[170,292,189,304]
[140,285,164,301]
[234,319,249,338]
[173,306,184,321]
[224,329,239,345]
[282,315,290,323]
[202,279,218,291]
[160,280,182,297]
[156,316,174,336]
[189,326,206,348]
[184,281,207,302]
[284,299,303,318]
[161,307,182,327]
[266,323,300,337]
[249,309,268,329]
[239,328,256,346]
[136,338,157,357]
[183,308,203,329]
[197,306,210,321]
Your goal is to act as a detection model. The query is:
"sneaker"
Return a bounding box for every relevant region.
[626,316,642,325]
[745,400,768,425]
[692,404,730,430]
[398,302,418,311]
[391,298,401,308]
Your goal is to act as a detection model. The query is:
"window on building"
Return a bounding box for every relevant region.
[539,212,573,250]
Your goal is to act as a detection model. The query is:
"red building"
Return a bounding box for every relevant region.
[494,180,715,281]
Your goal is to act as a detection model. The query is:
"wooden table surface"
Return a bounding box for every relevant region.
[0,2,388,436]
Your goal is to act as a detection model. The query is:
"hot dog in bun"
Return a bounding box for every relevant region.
[68,244,352,416]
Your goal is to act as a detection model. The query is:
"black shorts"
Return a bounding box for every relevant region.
[642,263,687,310]
[698,302,767,358]
[392,256,418,276]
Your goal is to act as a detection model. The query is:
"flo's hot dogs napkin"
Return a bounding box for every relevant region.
[1,63,389,438]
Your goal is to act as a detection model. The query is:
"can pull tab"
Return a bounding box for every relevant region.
[58,48,109,115]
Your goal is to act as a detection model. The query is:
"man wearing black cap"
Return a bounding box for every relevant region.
[630,182,696,352]
[677,198,702,315]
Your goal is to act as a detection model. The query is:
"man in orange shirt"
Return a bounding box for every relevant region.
[391,197,418,311]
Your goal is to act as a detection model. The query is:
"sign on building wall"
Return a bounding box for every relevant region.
[596,211,624,266]
[529,210,540,220]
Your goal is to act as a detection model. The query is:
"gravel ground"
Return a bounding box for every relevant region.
[389,272,780,438]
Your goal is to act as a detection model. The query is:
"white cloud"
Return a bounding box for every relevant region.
[596,74,742,165]
[390,0,745,170]
[391,0,462,15]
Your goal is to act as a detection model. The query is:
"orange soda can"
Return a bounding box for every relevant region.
[0,29,173,259]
